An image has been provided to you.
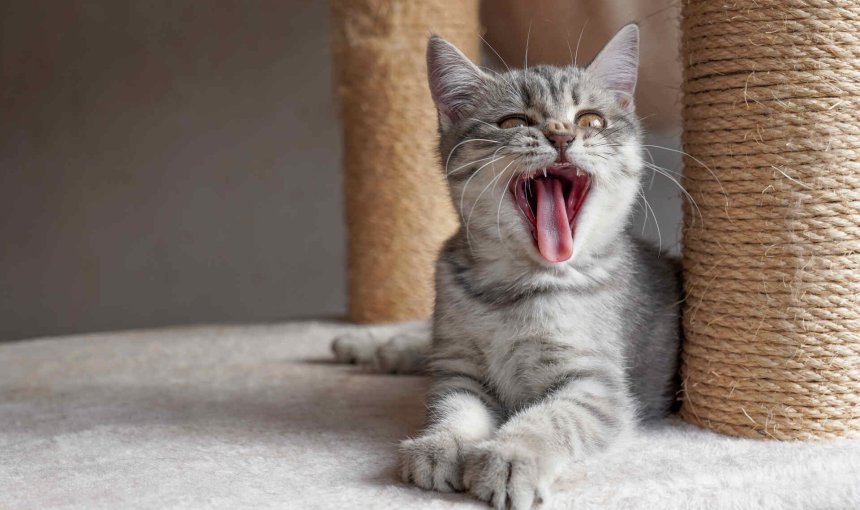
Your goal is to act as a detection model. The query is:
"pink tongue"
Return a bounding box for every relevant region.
[534,177,574,262]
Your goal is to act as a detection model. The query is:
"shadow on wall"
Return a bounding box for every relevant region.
[0,1,682,342]
[0,1,345,341]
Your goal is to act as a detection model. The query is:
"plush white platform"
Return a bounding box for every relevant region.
[1,321,858,509]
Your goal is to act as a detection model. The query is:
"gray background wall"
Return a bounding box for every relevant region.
[0,1,681,341]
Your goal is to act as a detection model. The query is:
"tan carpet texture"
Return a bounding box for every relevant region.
[1,322,858,509]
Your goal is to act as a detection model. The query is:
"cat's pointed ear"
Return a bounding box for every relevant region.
[427,35,488,125]
[587,23,639,109]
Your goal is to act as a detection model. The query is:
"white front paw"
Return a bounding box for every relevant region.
[331,332,379,365]
[331,321,428,373]
[463,440,551,510]
[373,335,424,374]
[399,432,465,492]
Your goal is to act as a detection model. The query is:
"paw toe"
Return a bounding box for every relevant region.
[400,434,465,493]
[373,344,400,373]
[331,337,356,363]
[464,442,548,510]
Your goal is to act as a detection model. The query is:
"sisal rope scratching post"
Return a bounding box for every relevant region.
[331,0,480,323]
[679,0,860,439]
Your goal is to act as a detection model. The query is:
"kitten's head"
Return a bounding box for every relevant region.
[427,24,643,266]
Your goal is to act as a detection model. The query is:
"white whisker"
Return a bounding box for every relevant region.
[561,24,576,68]
[638,189,663,251]
[524,20,532,69]
[465,160,510,247]
[496,158,522,254]
[459,146,508,228]
[574,19,590,68]
[479,34,512,74]
[447,154,499,177]
[643,146,657,189]
[642,161,703,224]
[642,144,727,198]
[444,138,501,178]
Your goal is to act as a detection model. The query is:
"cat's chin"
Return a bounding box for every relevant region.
[509,164,591,263]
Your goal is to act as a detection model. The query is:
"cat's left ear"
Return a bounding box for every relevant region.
[587,23,639,109]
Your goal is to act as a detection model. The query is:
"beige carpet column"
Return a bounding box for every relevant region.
[331,0,480,323]
[679,0,860,439]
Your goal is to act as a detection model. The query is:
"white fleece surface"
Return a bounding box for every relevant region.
[1,321,858,510]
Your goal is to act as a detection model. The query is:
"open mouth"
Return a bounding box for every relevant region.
[509,164,591,263]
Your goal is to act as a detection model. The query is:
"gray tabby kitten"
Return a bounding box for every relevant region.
[332,24,681,510]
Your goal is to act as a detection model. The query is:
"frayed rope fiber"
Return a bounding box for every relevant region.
[679,0,860,439]
[331,0,480,323]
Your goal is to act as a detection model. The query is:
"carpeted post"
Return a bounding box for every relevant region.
[331,0,480,323]
[679,0,860,439]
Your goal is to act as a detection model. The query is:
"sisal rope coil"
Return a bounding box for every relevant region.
[679,0,860,439]
[331,0,480,323]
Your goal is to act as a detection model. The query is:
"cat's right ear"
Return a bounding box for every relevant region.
[426,36,487,127]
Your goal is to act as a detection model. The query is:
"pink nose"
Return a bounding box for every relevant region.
[547,133,574,149]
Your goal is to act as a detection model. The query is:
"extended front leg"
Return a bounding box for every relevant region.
[400,370,502,492]
[331,320,430,373]
[464,364,634,509]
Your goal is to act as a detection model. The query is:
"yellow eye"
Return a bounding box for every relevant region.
[498,116,529,129]
[576,112,605,129]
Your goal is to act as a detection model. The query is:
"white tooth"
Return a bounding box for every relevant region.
[576,168,583,177]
